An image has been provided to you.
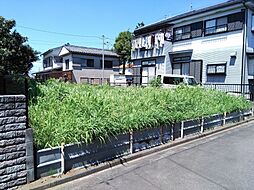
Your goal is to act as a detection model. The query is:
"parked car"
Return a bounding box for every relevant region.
[157,74,198,88]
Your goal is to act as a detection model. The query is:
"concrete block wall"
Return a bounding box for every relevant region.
[0,95,34,190]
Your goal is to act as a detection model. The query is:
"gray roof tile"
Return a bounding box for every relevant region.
[64,45,119,57]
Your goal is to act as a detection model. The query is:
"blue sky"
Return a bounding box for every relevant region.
[0,0,225,72]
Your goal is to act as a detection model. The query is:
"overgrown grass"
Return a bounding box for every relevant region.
[29,80,251,149]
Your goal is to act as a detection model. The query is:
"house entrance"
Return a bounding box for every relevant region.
[171,53,202,83]
[190,60,203,83]
[141,60,156,85]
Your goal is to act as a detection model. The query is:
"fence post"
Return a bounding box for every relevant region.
[61,143,65,174]
[239,110,242,121]
[222,112,226,126]
[129,130,133,154]
[181,121,184,139]
[171,124,175,141]
[200,117,204,133]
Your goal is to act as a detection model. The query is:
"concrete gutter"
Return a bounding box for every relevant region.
[20,117,254,190]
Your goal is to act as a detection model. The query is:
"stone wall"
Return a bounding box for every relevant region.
[0,95,34,190]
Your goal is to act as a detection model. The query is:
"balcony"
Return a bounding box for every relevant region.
[173,29,202,41]
[205,22,243,36]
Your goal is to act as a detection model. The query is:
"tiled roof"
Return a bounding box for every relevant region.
[41,46,63,56]
[64,45,119,57]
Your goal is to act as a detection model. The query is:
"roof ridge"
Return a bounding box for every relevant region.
[65,44,115,52]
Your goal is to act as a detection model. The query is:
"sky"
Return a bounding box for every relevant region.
[0,0,225,73]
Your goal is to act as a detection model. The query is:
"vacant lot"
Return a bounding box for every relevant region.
[29,80,251,148]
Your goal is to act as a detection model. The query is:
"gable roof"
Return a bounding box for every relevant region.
[63,45,119,57]
[134,0,244,35]
[41,46,63,56]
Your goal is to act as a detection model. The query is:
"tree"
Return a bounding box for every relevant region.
[0,16,39,75]
[135,22,145,29]
[114,31,132,63]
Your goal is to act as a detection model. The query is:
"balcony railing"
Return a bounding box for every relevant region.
[174,29,202,41]
[205,22,243,35]
[173,21,243,41]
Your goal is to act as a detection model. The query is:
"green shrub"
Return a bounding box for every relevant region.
[29,80,251,148]
[149,77,161,87]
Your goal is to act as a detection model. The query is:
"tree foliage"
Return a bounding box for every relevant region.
[113,31,132,62]
[0,16,39,75]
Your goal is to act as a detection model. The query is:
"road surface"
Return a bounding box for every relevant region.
[50,121,254,190]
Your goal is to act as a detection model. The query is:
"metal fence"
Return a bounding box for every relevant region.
[203,83,254,101]
[34,109,252,179]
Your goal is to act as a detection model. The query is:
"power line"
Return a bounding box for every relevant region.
[17,25,103,39]
[28,39,102,45]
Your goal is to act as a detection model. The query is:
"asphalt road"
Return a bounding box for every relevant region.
[49,122,254,190]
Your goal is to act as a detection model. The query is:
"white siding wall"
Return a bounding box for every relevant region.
[62,54,73,71]
[172,31,244,83]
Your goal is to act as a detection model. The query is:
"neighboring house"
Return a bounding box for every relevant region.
[36,46,65,81]
[131,0,254,86]
[36,44,120,83]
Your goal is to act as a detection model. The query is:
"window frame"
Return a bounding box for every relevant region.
[65,59,69,70]
[173,21,203,41]
[207,63,227,75]
[205,16,228,35]
[100,60,113,69]
[205,12,244,36]
[87,59,94,68]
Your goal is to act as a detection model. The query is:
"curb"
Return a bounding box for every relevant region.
[20,117,254,190]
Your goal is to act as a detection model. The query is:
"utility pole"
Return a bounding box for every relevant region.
[102,35,105,84]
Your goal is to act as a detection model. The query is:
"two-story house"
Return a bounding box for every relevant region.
[36,44,120,84]
[131,0,254,87]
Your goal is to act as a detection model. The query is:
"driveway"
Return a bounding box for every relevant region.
[49,121,254,190]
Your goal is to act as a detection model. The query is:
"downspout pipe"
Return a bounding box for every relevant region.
[241,1,248,95]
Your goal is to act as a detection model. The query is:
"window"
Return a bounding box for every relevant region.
[248,58,254,75]
[173,22,203,41]
[163,77,184,85]
[43,59,47,68]
[191,21,203,38]
[205,12,244,35]
[100,60,113,68]
[228,12,244,31]
[65,59,69,70]
[43,57,53,68]
[207,64,226,75]
[87,59,94,67]
[216,17,228,32]
[205,17,227,35]
[105,60,113,68]
[173,63,190,75]
[54,56,63,63]
[174,25,191,41]
[73,57,86,67]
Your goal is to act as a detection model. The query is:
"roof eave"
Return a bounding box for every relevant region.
[134,0,244,35]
